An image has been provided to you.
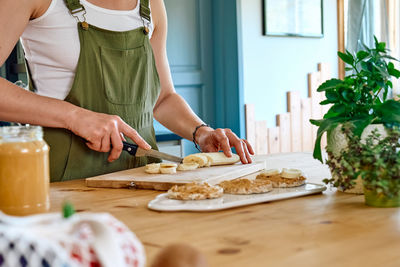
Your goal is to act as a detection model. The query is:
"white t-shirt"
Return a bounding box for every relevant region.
[20,0,154,100]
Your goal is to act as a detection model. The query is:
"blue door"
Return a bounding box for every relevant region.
[155,0,215,155]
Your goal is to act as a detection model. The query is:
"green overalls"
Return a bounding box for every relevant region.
[42,0,160,182]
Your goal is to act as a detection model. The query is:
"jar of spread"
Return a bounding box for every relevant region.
[0,126,50,216]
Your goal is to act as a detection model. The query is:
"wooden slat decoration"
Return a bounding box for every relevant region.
[245,104,256,150]
[301,98,313,151]
[255,120,268,155]
[276,113,291,153]
[268,127,280,154]
[243,63,332,154]
[287,91,302,152]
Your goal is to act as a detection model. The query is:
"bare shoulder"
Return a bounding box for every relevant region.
[0,0,50,65]
[0,0,49,19]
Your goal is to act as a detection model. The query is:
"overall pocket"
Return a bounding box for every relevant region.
[100,46,148,105]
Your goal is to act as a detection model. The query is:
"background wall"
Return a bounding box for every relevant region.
[238,0,338,125]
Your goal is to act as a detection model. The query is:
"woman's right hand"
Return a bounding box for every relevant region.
[67,108,151,162]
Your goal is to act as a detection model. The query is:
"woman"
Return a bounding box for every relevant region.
[0,0,254,181]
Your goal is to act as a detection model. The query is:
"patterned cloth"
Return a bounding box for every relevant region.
[0,212,145,267]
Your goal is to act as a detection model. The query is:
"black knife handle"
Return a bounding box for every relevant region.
[122,141,139,156]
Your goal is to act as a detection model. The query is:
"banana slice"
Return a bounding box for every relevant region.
[203,152,240,166]
[280,168,302,179]
[183,154,209,167]
[177,163,199,171]
[160,163,178,168]
[160,166,177,174]
[261,168,280,176]
[145,163,161,174]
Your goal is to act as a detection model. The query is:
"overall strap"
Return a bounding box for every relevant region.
[63,0,89,30]
[140,0,151,22]
[64,0,85,14]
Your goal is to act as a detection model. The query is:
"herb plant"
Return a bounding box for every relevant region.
[324,124,400,198]
[311,37,400,162]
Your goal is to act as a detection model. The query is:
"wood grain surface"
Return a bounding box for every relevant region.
[50,153,400,267]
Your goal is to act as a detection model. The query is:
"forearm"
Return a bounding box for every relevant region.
[0,77,78,129]
[153,92,212,140]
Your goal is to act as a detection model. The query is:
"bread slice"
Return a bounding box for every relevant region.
[167,182,223,200]
[256,168,306,188]
[218,178,272,194]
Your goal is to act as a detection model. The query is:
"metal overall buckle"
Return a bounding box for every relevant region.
[71,6,89,30]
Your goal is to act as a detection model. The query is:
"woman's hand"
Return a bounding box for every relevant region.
[67,108,151,162]
[195,127,254,164]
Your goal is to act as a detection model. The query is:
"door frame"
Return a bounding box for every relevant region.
[211,0,245,138]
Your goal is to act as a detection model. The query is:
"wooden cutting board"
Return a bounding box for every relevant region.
[85,161,266,190]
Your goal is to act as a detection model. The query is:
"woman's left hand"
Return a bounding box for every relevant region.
[195,127,254,164]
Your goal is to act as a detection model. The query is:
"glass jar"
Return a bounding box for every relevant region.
[0,126,50,216]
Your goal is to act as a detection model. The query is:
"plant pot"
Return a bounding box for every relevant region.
[327,124,387,194]
[364,188,400,207]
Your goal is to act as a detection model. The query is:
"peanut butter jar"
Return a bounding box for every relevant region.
[0,126,50,216]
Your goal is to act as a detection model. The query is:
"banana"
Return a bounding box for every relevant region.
[183,153,209,167]
[280,168,302,179]
[160,163,178,168]
[203,152,240,166]
[145,163,161,174]
[177,163,199,171]
[261,168,280,176]
[160,166,177,174]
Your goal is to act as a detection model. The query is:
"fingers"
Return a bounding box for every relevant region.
[225,130,248,164]
[215,129,232,157]
[242,139,255,155]
[241,139,252,163]
[108,130,123,162]
[119,121,151,150]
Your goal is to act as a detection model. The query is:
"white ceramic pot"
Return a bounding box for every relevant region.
[327,124,387,194]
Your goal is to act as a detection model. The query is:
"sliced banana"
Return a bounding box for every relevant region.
[280,168,302,179]
[160,163,178,168]
[145,163,161,174]
[261,168,280,176]
[177,163,199,171]
[183,154,209,167]
[160,166,177,174]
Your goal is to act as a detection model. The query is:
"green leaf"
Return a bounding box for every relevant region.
[317,78,343,92]
[326,90,339,101]
[377,42,386,52]
[312,117,344,162]
[338,51,354,65]
[320,99,332,105]
[388,63,400,78]
[340,88,354,102]
[63,202,75,218]
[331,103,346,114]
[356,50,369,61]
[351,116,374,136]
[376,100,400,124]
[310,119,323,126]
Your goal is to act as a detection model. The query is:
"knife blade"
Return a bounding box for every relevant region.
[122,141,183,163]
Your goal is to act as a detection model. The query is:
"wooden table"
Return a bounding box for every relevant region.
[50,153,400,267]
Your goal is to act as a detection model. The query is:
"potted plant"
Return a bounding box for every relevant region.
[324,125,400,207]
[310,37,400,196]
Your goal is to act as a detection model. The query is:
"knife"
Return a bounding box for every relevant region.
[122,141,183,163]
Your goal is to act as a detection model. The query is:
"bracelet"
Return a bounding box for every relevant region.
[192,124,210,152]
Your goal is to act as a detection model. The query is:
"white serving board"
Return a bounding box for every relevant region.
[148,183,326,212]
